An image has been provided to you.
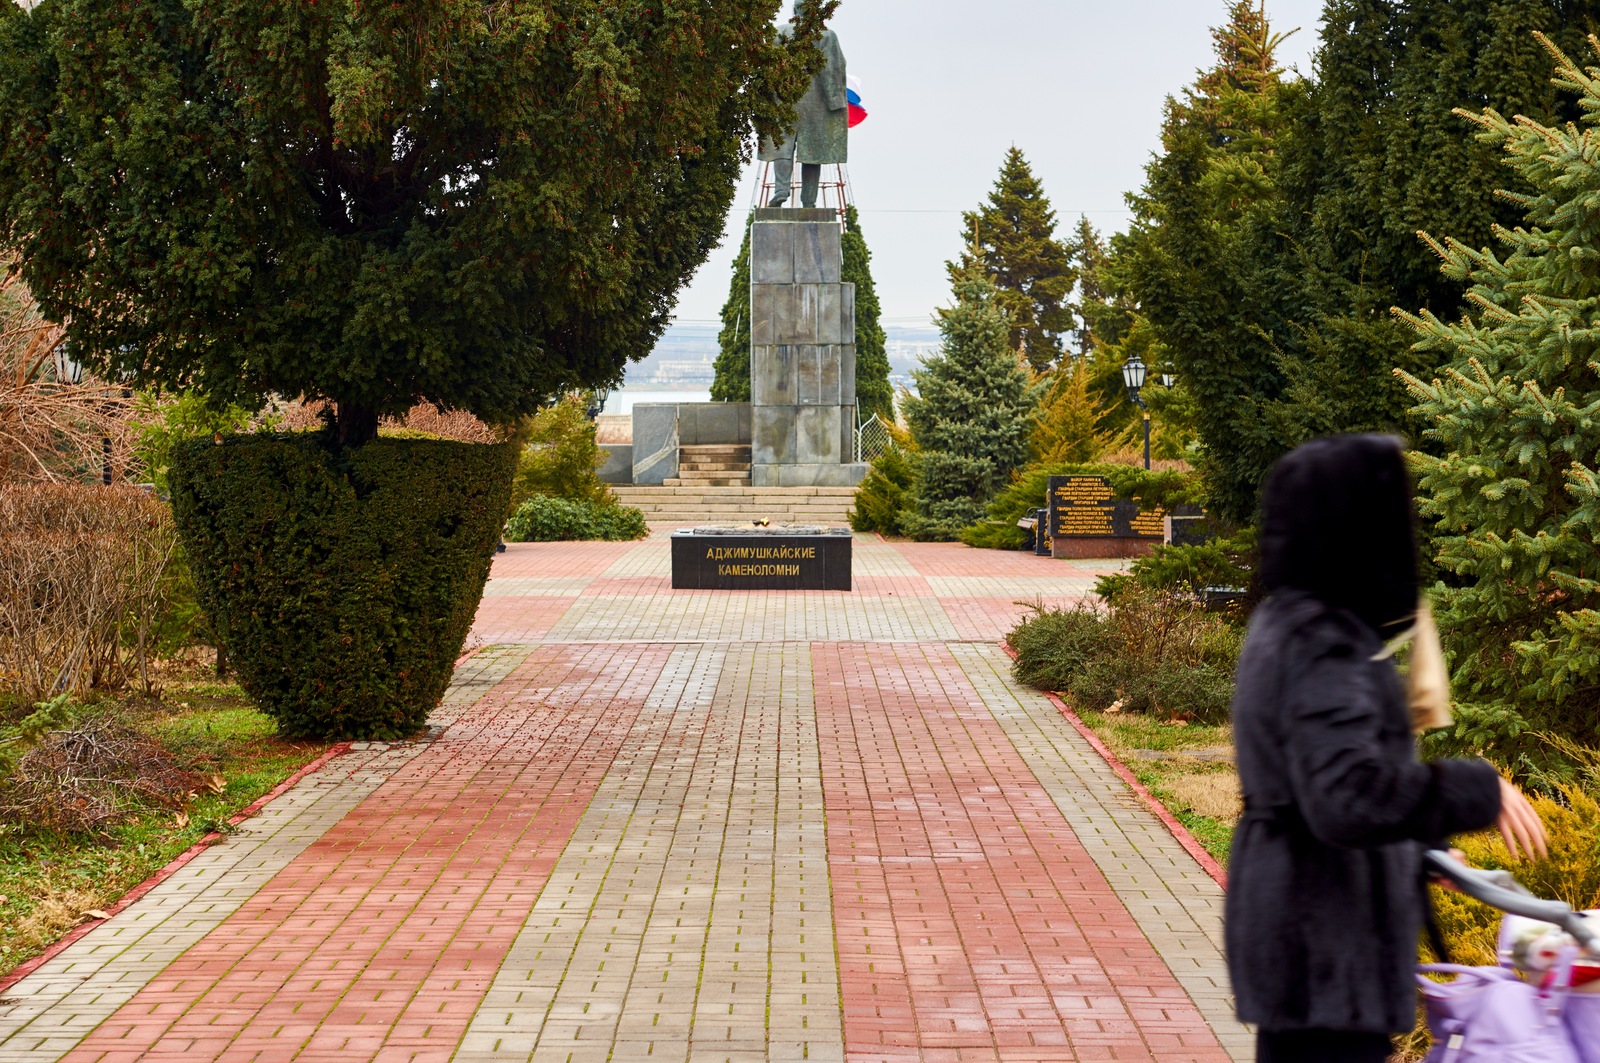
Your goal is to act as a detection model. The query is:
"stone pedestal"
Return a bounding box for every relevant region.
[749,208,868,488]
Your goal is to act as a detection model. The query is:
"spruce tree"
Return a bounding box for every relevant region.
[901,270,1034,540]
[1066,216,1124,358]
[1263,0,1600,452]
[711,222,753,403]
[949,148,1075,372]
[843,206,893,423]
[1399,35,1600,752]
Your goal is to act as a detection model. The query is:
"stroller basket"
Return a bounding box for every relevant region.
[1418,850,1599,1062]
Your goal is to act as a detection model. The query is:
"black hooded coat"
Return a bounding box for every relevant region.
[1225,436,1502,1034]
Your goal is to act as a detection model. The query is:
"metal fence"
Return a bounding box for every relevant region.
[855,412,893,464]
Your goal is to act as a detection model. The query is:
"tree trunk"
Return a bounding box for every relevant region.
[215,639,229,680]
[335,403,379,447]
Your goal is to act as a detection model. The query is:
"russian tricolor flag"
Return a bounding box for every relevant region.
[847,75,868,128]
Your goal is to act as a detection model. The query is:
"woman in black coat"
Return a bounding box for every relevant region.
[1225,435,1548,1063]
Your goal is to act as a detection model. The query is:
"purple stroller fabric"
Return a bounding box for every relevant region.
[1416,964,1579,1062]
[1565,994,1600,1063]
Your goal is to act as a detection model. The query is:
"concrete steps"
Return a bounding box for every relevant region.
[613,485,857,525]
[669,445,753,488]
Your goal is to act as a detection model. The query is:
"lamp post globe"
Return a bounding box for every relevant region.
[1121,353,1147,394]
[1161,372,1176,390]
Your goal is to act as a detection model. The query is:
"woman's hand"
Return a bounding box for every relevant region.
[1497,777,1549,861]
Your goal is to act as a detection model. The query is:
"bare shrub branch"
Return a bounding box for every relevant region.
[0,714,202,831]
[0,260,140,485]
[0,484,177,699]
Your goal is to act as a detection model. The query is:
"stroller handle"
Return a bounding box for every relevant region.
[1423,849,1600,954]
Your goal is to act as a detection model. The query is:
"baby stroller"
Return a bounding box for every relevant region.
[1419,850,1600,1061]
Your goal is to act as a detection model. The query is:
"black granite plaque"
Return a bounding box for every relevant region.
[1167,506,1214,547]
[671,526,852,590]
[1047,475,1168,540]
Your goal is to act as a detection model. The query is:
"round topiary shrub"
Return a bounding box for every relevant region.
[168,434,516,739]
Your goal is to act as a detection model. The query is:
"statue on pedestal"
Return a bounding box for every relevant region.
[759,3,847,209]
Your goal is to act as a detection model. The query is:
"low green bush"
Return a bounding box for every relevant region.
[1009,587,1244,724]
[1094,527,1256,603]
[169,433,516,739]
[506,495,648,542]
[960,462,1204,550]
[850,443,916,535]
[1008,602,1114,692]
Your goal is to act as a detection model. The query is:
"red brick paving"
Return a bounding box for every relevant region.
[484,540,638,578]
[464,597,574,643]
[61,645,674,1063]
[813,641,1229,1063]
[10,538,1240,1063]
[939,596,1061,642]
[890,541,1050,579]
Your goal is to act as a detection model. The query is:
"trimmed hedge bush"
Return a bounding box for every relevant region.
[506,495,648,542]
[168,434,516,739]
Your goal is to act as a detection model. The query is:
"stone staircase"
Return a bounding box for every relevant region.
[664,445,751,487]
[612,485,858,526]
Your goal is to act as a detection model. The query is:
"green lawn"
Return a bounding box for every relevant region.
[0,680,330,978]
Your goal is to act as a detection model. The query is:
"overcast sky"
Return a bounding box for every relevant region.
[667,0,1329,332]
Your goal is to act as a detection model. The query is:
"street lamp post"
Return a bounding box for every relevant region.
[1121,353,1150,471]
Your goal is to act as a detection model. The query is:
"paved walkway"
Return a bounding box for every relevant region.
[0,536,1248,1063]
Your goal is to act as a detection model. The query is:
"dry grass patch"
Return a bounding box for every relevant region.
[1163,769,1242,823]
[1071,707,1239,862]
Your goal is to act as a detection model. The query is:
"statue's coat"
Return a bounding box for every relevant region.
[760,28,847,165]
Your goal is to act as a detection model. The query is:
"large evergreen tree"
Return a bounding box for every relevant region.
[949,148,1075,372]
[843,206,893,423]
[901,270,1034,540]
[1400,35,1600,754]
[1066,216,1120,358]
[1127,0,1304,522]
[0,0,834,443]
[1132,0,1600,523]
[711,222,753,403]
[1264,0,1600,451]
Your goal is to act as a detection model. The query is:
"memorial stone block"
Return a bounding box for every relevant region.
[631,403,680,485]
[671,526,852,590]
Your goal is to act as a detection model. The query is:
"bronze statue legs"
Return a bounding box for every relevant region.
[768,159,822,209]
